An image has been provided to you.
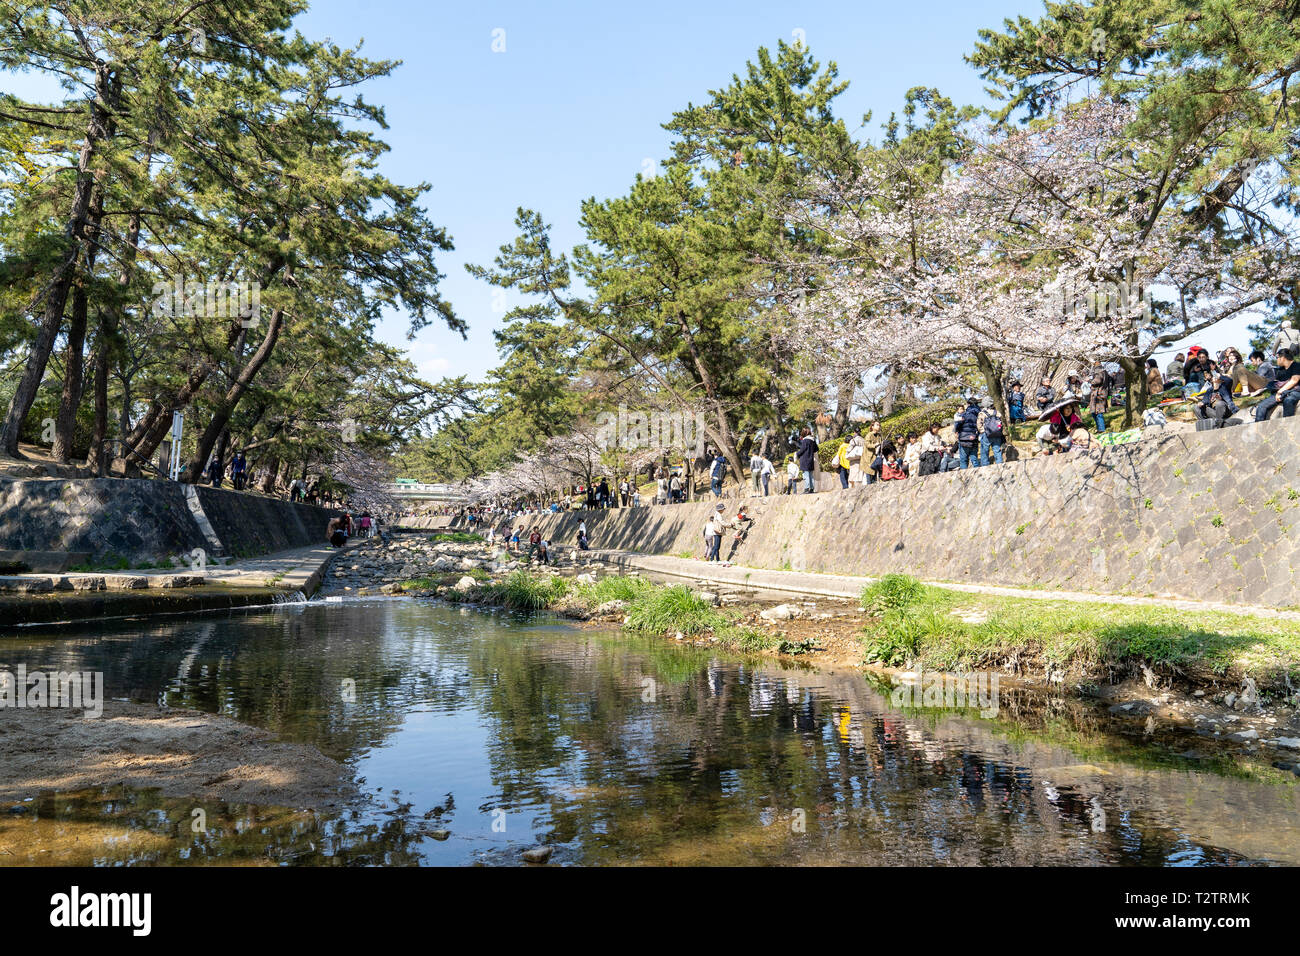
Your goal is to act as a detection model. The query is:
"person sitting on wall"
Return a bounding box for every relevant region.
[1164,353,1185,388]
[879,450,908,480]
[1036,396,1083,455]
[1252,347,1300,421]
[1193,371,1239,426]
[1034,376,1055,413]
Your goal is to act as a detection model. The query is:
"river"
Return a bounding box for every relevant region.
[2,597,1297,865]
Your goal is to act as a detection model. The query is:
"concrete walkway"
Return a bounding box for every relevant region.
[591,550,1300,623]
[0,541,354,595]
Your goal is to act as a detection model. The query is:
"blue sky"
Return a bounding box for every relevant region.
[5,0,1264,381]
[292,0,1055,380]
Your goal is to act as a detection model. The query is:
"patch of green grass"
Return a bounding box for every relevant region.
[859,583,1300,691]
[484,569,570,610]
[572,575,656,605]
[624,585,719,636]
[861,574,928,616]
[429,532,482,544]
[1015,523,1029,535]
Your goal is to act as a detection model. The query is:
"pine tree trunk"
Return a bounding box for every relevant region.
[182,308,285,482]
[0,73,117,458]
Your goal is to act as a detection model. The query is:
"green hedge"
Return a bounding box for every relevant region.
[878,403,956,441]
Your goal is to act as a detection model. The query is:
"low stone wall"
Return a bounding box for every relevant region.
[0,477,339,564]
[193,486,337,558]
[516,416,1300,608]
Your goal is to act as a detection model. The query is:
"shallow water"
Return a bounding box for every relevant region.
[1,598,1297,866]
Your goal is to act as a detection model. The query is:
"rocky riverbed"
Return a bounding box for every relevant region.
[321,532,606,595]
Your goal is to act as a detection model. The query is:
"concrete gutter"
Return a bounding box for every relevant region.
[592,549,1300,622]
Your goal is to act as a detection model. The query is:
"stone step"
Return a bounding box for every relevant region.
[0,572,207,592]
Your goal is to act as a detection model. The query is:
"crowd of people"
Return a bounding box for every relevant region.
[325,511,381,547]
[441,336,1300,522]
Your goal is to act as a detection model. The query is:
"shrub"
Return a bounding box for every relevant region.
[489,570,570,610]
[861,574,928,616]
[817,437,845,471]
[624,585,720,636]
[878,402,958,442]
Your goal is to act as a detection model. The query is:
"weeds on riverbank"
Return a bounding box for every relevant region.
[859,575,1300,694]
[487,570,571,610]
[431,570,805,655]
[428,532,482,544]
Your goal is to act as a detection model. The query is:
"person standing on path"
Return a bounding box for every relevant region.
[710,452,727,497]
[978,400,1005,466]
[1088,365,1110,433]
[796,427,818,493]
[758,454,775,496]
[956,397,981,469]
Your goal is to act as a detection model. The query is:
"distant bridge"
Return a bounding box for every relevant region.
[385,481,466,503]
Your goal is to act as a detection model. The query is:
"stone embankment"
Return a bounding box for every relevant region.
[0,476,340,565]
[497,415,1300,609]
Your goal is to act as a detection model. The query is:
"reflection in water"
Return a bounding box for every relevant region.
[1,599,1296,866]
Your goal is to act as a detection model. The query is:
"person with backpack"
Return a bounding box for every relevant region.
[978,400,1006,466]
[1088,365,1110,433]
[956,397,981,469]
[709,452,727,497]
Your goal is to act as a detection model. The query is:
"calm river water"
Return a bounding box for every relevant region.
[2,598,1297,865]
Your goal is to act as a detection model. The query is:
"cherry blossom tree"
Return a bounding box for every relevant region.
[783,97,1298,422]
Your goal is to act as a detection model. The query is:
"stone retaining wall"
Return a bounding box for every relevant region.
[510,416,1300,608]
[0,477,339,564]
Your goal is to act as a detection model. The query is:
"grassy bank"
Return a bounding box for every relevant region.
[408,570,813,656]
[860,574,1300,697]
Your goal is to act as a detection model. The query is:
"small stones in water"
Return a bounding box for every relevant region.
[521,846,553,864]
